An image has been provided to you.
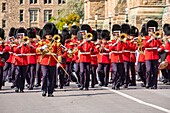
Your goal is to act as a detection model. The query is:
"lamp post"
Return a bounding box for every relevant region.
[95,14,98,30]
[108,12,112,31]
[125,8,129,23]
[80,19,83,26]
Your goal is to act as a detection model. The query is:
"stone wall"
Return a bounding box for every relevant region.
[0,0,58,36]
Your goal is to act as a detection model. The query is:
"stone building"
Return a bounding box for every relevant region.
[84,0,170,30]
[0,0,65,36]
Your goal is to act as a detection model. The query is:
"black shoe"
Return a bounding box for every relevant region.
[145,85,150,89]
[79,87,84,90]
[35,84,41,87]
[123,84,128,88]
[129,83,136,86]
[99,83,104,86]
[54,85,58,88]
[28,87,33,90]
[151,86,157,89]
[85,87,89,90]
[11,84,15,89]
[26,84,30,89]
[165,82,170,85]
[20,90,24,93]
[42,92,46,97]
[60,86,63,89]
[141,83,146,87]
[2,81,5,86]
[104,84,108,87]
[77,84,81,88]
[91,85,94,88]
[15,89,19,93]
[65,82,70,86]
[115,87,120,90]
[48,94,54,97]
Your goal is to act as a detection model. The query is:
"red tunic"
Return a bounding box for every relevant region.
[13,44,30,66]
[144,36,162,60]
[27,42,37,64]
[109,41,125,63]
[77,41,92,63]
[90,42,98,65]
[97,42,110,64]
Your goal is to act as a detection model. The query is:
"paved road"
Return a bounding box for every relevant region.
[0,82,170,113]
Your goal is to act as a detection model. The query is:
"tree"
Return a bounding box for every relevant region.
[49,0,84,31]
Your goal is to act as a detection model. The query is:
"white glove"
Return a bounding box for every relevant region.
[158,48,162,52]
[41,45,48,50]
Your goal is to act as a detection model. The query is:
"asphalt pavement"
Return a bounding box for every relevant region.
[0,82,170,113]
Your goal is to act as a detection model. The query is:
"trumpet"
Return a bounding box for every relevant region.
[52,34,61,43]
[118,33,127,42]
[154,31,162,39]
[22,36,30,44]
[85,33,93,40]
[136,36,144,54]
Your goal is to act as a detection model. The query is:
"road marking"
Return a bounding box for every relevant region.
[103,87,170,113]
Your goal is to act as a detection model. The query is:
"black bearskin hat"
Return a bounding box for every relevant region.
[9,27,16,37]
[27,28,36,38]
[16,27,26,37]
[112,24,121,32]
[91,30,97,41]
[163,24,170,36]
[147,20,158,32]
[140,24,148,36]
[101,30,110,41]
[43,22,58,36]
[121,24,130,35]
[130,26,139,37]
[38,29,46,39]
[0,28,5,39]
[80,24,92,33]
[70,25,80,36]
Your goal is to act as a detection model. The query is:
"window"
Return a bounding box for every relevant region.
[44,10,52,22]
[30,0,37,4]
[20,10,24,22]
[58,0,65,4]
[2,3,6,12]
[44,0,52,4]
[2,20,6,28]
[30,10,38,22]
[20,0,23,4]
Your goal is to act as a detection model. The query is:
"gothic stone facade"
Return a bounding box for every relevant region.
[84,0,170,30]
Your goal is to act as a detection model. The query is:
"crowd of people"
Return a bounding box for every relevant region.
[0,20,170,97]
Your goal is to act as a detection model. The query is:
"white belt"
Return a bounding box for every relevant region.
[27,53,36,56]
[79,52,90,55]
[45,53,57,56]
[110,51,123,54]
[145,47,157,50]
[100,53,109,55]
[14,53,27,56]
[130,51,136,53]
[9,52,13,54]
[91,55,97,57]
[123,50,130,52]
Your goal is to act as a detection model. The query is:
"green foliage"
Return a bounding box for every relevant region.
[48,0,84,31]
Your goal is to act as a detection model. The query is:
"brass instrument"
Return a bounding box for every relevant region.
[22,36,30,44]
[154,31,162,39]
[52,34,61,43]
[119,33,127,42]
[136,36,144,54]
[0,37,3,44]
[85,33,93,40]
